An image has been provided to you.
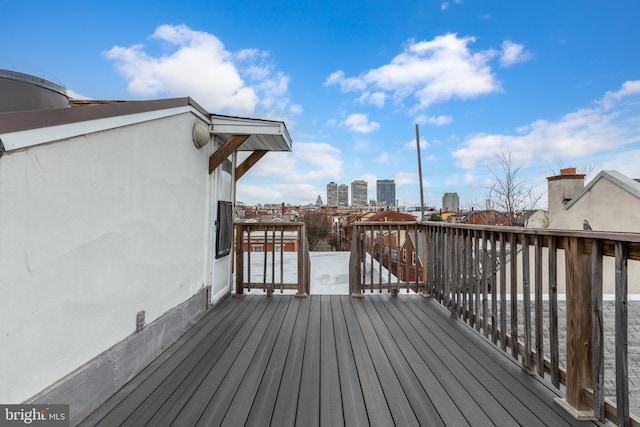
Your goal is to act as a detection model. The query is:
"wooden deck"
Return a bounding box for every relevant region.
[79,295,600,426]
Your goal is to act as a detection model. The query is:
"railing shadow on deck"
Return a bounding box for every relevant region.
[348,220,640,427]
[234,221,310,297]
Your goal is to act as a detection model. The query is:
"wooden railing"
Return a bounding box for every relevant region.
[349,222,426,296]
[234,221,310,297]
[348,221,640,426]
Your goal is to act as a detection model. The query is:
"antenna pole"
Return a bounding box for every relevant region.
[416,124,426,221]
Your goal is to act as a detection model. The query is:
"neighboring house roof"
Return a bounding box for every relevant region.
[565,170,640,209]
[514,209,549,228]
[465,210,511,226]
[440,211,455,221]
[368,211,416,222]
[0,97,292,154]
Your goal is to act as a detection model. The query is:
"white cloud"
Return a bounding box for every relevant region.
[601,80,640,109]
[356,91,386,107]
[452,80,640,171]
[237,184,283,203]
[340,113,381,133]
[394,172,416,185]
[441,0,461,10]
[104,24,297,120]
[236,142,344,204]
[325,33,501,111]
[377,152,390,163]
[239,143,343,182]
[416,114,453,125]
[500,40,532,67]
[403,138,430,151]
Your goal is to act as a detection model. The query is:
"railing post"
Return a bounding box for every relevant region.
[296,223,308,297]
[349,226,363,297]
[557,236,594,419]
[234,224,245,297]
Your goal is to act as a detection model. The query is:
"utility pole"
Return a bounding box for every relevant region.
[416,124,426,221]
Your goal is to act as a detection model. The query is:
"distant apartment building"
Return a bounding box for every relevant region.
[351,180,368,207]
[327,181,338,206]
[377,179,396,207]
[442,192,460,212]
[338,183,349,206]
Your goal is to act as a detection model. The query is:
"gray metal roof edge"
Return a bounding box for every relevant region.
[0,97,198,134]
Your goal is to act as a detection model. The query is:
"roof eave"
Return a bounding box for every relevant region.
[209,114,292,152]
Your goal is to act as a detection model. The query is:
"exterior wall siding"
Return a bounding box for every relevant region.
[0,112,215,409]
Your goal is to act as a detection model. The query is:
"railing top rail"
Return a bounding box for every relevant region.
[235,221,305,229]
[349,220,640,244]
[349,221,422,227]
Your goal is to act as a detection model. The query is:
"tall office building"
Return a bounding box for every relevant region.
[337,184,349,206]
[326,182,338,206]
[376,179,396,207]
[351,180,368,207]
[442,192,460,212]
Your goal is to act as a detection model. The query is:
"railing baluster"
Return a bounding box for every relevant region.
[263,228,268,292]
[247,228,252,292]
[460,230,473,322]
[591,238,604,421]
[615,241,629,426]
[269,226,275,296]
[523,233,532,373]
[369,224,374,292]
[452,229,462,317]
[280,227,284,293]
[378,227,383,293]
[475,230,481,331]
[387,223,392,293]
[535,235,544,377]
[491,231,498,345]
[397,223,402,293]
[414,226,420,293]
[447,228,456,317]
[549,235,559,388]
[510,232,518,360]
[482,230,489,337]
[500,232,507,352]
[405,224,410,293]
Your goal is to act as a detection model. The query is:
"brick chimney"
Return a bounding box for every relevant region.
[547,167,586,217]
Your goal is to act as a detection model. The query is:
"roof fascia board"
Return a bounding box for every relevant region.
[211,121,284,136]
[210,115,292,147]
[1,106,196,151]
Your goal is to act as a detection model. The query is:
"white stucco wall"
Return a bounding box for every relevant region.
[549,176,640,232]
[0,112,218,403]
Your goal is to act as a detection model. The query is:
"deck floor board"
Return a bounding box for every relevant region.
[80,295,600,427]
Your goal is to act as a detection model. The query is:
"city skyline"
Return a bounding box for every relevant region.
[3,1,639,208]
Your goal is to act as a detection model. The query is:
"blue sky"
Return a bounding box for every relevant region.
[2,1,639,208]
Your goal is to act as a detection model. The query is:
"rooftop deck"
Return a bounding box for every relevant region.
[80,294,597,426]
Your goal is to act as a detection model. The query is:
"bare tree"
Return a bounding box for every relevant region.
[303,210,332,251]
[486,148,542,225]
[543,160,597,179]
